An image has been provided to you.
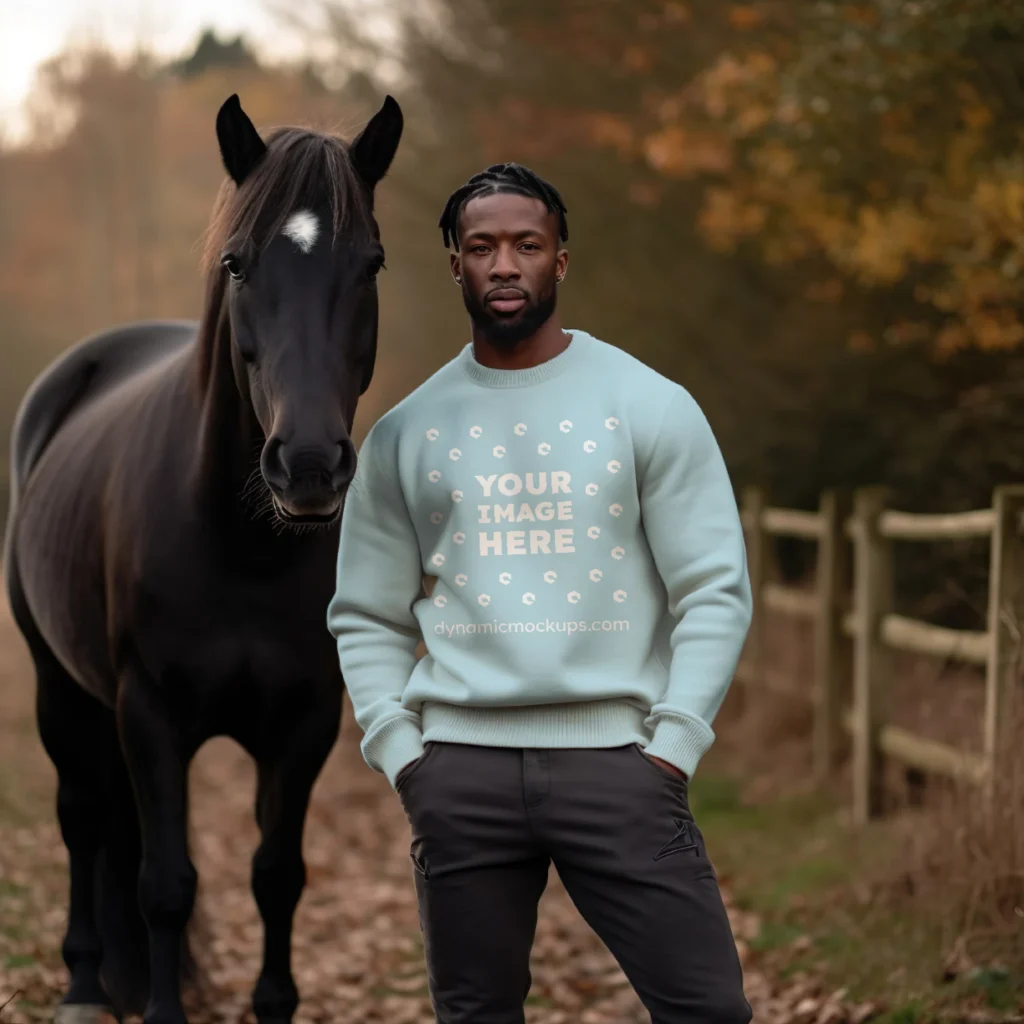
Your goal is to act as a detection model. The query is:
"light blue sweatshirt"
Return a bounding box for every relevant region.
[327,330,752,788]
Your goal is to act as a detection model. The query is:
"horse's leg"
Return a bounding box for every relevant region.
[117,674,196,1024]
[250,706,340,1024]
[32,644,119,1021]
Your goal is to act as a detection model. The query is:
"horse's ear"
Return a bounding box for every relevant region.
[216,94,267,186]
[350,95,404,190]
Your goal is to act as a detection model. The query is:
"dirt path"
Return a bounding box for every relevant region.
[0,598,858,1024]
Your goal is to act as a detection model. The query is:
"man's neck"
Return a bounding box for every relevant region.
[471,318,572,370]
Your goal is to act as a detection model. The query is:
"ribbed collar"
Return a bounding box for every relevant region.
[457,329,591,389]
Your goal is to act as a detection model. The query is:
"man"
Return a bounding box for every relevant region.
[327,163,754,1023]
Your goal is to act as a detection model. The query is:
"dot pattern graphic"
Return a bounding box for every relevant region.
[418,413,630,613]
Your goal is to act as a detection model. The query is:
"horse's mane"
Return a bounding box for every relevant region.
[199,125,374,277]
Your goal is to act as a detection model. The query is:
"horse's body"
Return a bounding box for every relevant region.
[10,321,341,717]
[3,94,403,1024]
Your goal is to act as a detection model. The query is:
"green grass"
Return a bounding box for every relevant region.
[688,771,1024,1020]
[524,992,556,1008]
[873,1002,928,1024]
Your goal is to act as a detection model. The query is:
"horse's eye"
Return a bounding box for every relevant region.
[366,255,386,282]
[221,255,245,281]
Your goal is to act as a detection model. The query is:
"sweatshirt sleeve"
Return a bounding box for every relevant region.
[326,420,426,789]
[638,388,753,779]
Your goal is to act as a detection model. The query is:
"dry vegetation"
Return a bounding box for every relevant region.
[892,704,1024,980]
[700,596,1024,1022]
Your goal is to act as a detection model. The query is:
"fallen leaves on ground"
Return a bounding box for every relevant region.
[0,722,882,1024]
[0,605,881,1024]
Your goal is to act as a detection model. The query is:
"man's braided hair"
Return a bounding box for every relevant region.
[438,163,568,251]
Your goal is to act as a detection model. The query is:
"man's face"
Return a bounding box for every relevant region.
[451,191,569,348]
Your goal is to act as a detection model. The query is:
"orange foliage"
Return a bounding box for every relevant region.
[643,125,733,177]
[727,6,765,30]
[500,1,1024,356]
[632,11,1024,354]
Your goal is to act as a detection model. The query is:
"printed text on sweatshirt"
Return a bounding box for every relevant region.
[327,330,752,787]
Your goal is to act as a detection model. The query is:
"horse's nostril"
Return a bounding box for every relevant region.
[332,440,356,488]
[260,437,289,493]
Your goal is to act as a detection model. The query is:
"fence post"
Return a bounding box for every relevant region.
[984,485,1024,803]
[814,489,852,784]
[851,487,892,824]
[742,485,768,691]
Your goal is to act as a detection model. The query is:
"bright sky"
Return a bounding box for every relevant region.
[0,0,396,143]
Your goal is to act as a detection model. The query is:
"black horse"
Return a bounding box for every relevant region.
[3,92,403,1024]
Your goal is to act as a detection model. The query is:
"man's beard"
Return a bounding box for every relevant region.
[462,282,557,349]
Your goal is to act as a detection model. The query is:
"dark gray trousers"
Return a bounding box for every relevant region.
[394,740,752,1024]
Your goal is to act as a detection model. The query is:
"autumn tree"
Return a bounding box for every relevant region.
[491,0,1024,359]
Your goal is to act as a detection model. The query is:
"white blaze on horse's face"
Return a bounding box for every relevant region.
[281,210,320,254]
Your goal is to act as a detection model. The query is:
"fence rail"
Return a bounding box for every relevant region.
[737,484,1024,823]
[877,508,996,541]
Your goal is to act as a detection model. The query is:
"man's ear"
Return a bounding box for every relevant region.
[450,252,462,284]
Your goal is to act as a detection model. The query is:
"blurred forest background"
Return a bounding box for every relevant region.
[4,0,1024,618]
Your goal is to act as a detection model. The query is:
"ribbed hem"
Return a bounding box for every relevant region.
[363,715,424,790]
[643,713,716,779]
[420,698,649,748]
[457,330,591,389]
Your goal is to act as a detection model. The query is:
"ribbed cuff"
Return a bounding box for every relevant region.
[643,714,715,779]
[363,715,424,790]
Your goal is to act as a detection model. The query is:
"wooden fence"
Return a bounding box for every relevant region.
[736,484,1024,823]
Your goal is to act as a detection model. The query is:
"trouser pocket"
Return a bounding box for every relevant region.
[631,742,690,792]
[395,741,438,795]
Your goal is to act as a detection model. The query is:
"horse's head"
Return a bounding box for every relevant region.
[209,93,403,525]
